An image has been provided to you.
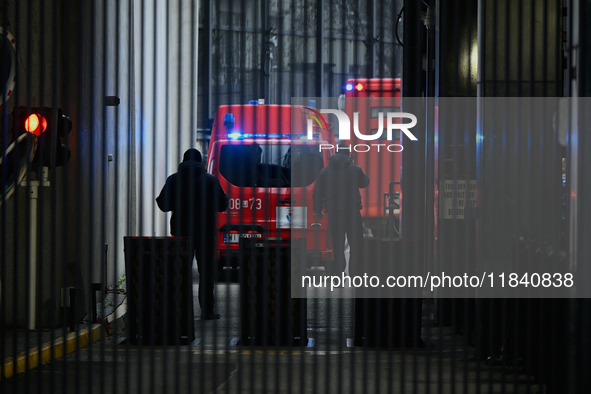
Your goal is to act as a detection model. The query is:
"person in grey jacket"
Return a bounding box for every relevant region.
[157,148,229,319]
[313,145,370,276]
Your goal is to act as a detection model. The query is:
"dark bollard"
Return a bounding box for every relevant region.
[353,238,423,347]
[124,237,194,345]
[239,239,307,347]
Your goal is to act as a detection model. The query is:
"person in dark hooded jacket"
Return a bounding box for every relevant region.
[156,148,229,319]
[313,145,369,276]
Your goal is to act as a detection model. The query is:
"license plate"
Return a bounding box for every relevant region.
[223,233,262,243]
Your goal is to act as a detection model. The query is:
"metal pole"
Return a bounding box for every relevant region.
[26,167,49,330]
[27,180,37,330]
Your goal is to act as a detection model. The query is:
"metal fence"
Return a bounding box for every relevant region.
[1,0,590,393]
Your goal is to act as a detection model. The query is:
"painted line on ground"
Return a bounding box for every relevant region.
[1,324,102,379]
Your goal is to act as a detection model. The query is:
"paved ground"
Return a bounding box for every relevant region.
[0,345,543,393]
[1,279,545,393]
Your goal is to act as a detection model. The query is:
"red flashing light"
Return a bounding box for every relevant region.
[24,114,47,136]
[355,83,364,91]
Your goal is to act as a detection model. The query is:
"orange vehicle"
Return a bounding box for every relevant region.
[344,78,403,238]
[207,103,336,273]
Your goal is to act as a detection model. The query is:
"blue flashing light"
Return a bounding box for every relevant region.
[226,132,298,140]
[246,133,289,139]
[307,100,316,108]
[346,83,354,91]
[224,113,235,127]
[249,100,258,105]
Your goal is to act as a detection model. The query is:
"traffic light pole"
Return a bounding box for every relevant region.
[25,167,49,330]
[13,107,72,329]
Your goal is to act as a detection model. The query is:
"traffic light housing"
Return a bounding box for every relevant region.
[14,106,72,167]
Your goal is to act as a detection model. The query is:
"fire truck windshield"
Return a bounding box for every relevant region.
[219,143,324,188]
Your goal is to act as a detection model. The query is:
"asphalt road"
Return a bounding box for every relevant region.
[1,343,541,393]
[1,281,543,393]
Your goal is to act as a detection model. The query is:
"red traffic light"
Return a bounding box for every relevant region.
[13,107,72,167]
[24,114,47,136]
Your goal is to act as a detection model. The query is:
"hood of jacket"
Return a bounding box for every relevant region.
[178,159,207,177]
[328,153,353,169]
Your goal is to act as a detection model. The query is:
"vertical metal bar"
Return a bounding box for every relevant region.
[424,1,436,391]
[487,5,498,387]
[37,3,52,392]
[0,0,8,380]
[136,1,146,391]
[449,24,461,394]
[424,9,435,391]
[461,1,475,388]
[34,16,48,390]
[475,3,484,391]
[403,0,425,391]
[125,2,134,392]
[161,1,171,393]
[148,0,157,350]
[235,0,246,391]
[100,0,110,392]
[527,3,536,388]
[72,0,85,391]
[211,0,220,382]
[0,0,7,379]
[22,9,33,391]
[497,1,510,391]
[541,3,552,389]
[276,1,286,391]
[112,2,122,392]
[67,0,77,390]
[570,2,591,392]
[190,0,199,388]
[84,0,97,392]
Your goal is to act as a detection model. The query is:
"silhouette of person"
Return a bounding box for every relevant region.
[156,148,229,319]
[313,144,369,276]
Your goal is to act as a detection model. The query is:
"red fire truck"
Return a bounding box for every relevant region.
[207,103,335,273]
[344,78,402,238]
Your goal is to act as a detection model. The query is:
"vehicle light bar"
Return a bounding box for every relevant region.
[226,132,321,140]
